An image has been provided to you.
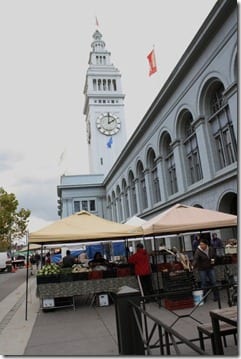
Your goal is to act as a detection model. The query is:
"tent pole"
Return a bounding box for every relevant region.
[40,244,44,268]
[125,239,129,262]
[153,235,161,294]
[25,233,30,321]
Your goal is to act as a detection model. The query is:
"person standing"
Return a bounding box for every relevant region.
[62,250,76,268]
[88,252,109,269]
[45,252,51,265]
[34,252,41,270]
[192,238,219,301]
[128,243,153,296]
[210,232,223,249]
[192,235,200,253]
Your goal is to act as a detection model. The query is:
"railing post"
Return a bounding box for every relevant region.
[113,286,145,355]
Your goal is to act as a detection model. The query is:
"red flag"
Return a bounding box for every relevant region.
[95,17,99,27]
[147,49,157,76]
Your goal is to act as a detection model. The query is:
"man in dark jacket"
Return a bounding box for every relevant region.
[62,250,76,268]
[128,243,153,296]
[192,238,218,301]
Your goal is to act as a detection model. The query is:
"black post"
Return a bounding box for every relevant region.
[114,287,145,355]
[25,237,30,320]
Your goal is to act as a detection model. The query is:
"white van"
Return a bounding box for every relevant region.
[0,252,12,272]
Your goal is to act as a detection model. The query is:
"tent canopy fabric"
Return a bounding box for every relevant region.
[125,215,146,226]
[142,203,237,235]
[29,211,144,244]
[20,244,42,252]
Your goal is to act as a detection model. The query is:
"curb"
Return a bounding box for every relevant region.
[0,276,39,355]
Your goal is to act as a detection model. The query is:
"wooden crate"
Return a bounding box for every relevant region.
[164,297,194,310]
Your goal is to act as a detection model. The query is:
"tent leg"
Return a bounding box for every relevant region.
[25,236,30,321]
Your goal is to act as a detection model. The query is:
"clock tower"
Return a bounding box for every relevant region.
[83,29,127,176]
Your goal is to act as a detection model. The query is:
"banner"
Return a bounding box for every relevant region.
[147,49,157,76]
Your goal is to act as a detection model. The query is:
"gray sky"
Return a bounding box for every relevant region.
[0,0,218,232]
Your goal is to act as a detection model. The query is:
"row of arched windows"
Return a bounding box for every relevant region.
[92,78,117,91]
[95,55,106,65]
[107,78,237,223]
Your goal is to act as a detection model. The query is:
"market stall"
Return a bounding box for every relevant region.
[26,211,144,314]
[36,275,139,310]
[142,204,237,308]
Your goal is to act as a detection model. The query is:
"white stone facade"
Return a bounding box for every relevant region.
[57,0,237,241]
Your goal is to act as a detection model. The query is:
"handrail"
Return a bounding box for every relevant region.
[129,299,207,355]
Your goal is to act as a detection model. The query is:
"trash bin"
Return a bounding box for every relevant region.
[113,285,145,355]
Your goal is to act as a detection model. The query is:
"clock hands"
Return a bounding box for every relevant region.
[107,112,115,124]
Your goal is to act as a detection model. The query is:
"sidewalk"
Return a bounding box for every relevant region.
[0,277,238,356]
[0,276,39,355]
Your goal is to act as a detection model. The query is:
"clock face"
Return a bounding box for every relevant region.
[96,112,121,136]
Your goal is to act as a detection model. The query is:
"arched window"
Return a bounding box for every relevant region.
[207,81,237,170]
[128,170,137,215]
[112,79,117,91]
[116,186,123,222]
[148,149,161,203]
[112,191,117,222]
[163,134,178,195]
[103,79,106,91]
[122,179,130,219]
[182,111,203,184]
[137,161,148,210]
[107,195,112,221]
[93,79,97,91]
[98,79,101,91]
[108,79,111,91]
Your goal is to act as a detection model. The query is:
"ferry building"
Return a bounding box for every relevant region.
[57,0,237,247]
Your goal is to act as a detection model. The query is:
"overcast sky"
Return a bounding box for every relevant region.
[0,0,219,233]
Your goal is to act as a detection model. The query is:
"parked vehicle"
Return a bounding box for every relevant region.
[0,252,12,272]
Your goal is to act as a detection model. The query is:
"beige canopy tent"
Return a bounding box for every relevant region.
[142,203,237,235]
[20,243,42,252]
[25,211,143,320]
[29,210,144,244]
[125,215,147,226]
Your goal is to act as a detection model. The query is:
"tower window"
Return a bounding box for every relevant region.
[93,79,97,91]
[103,79,106,91]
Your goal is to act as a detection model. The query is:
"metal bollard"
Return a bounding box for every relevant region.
[113,287,145,355]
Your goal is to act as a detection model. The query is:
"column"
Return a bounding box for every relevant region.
[156,156,166,202]
[134,179,141,214]
[144,169,152,209]
[193,116,213,181]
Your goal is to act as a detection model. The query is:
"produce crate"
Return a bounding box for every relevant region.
[37,274,60,284]
[102,269,117,278]
[162,271,193,292]
[72,272,89,281]
[88,270,103,280]
[59,273,73,282]
[164,291,193,300]
[116,267,131,277]
[164,297,194,310]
